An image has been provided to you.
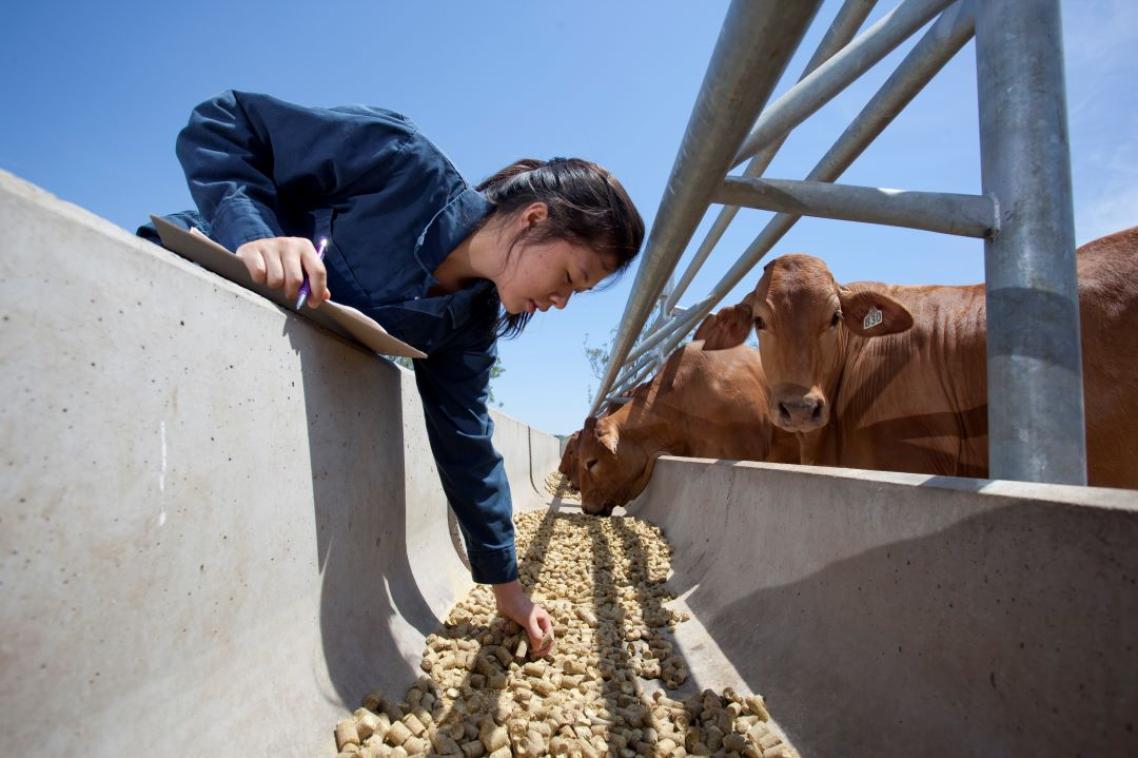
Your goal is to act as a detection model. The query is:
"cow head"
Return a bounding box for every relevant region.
[575,414,654,516]
[702,254,913,433]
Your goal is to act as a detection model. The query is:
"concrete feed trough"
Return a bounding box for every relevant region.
[2,171,1135,756]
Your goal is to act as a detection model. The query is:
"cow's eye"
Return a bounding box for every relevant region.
[586,458,598,472]
[831,310,842,327]
[754,316,766,331]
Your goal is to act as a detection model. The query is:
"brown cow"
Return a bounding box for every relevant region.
[698,226,1138,487]
[560,380,654,490]
[575,342,798,515]
[558,431,581,489]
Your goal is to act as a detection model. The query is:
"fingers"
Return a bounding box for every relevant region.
[530,609,555,658]
[261,245,286,291]
[300,243,330,307]
[235,238,326,303]
[280,239,310,300]
[237,245,268,284]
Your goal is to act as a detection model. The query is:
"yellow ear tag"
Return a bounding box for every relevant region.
[863,306,883,330]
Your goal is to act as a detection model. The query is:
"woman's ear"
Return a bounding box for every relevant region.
[838,288,914,337]
[522,201,549,228]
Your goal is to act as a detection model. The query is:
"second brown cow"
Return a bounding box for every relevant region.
[575,342,797,515]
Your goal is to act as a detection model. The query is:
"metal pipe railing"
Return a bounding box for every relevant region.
[597,0,1084,486]
[610,353,656,397]
[713,177,997,238]
[611,301,712,392]
[611,0,953,393]
[664,2,974,357]
[599,2,974,407]
[732,0,955,169]
[664,0,879,314]
[620,299,710,369]
[587,0,823,416]
[975,0,1086,484]
[705,1,973,311]
[610,358,659,403]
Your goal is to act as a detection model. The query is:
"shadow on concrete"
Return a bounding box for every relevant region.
[683,500,1138,757]
[286,320,441,710]
[917,474,992,494]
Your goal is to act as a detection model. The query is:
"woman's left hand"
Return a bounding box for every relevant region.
[492,580,555,657]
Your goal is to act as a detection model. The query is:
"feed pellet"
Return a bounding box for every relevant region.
[330,510,798,757]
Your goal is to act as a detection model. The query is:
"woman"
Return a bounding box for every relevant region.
[140,90,644,657]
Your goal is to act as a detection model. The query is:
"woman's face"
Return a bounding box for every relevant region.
[496,236,616,315]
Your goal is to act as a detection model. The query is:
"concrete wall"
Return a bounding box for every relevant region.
[627,457,1138,757]
[0,171,560,757]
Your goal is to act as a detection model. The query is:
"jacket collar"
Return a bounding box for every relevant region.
[413,187,494,282]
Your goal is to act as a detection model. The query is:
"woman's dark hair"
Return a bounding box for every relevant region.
[475,157,645,338]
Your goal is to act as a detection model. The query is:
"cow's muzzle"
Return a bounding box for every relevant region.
[774,393,828,432]
[582,502,616,517]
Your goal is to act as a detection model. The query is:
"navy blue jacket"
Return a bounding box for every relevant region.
[141,90,516,584]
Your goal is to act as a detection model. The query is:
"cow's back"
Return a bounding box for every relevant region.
[644,344,780,462]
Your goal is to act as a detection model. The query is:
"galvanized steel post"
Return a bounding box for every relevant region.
[975,0,1086,484]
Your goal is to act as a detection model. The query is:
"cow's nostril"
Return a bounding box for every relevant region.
[779,402,791,420]
[812,402,823,420]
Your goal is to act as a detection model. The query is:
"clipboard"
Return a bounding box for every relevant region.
[150,215,427,359]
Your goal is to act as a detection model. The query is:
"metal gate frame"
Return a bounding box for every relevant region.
[590,0,1086,485]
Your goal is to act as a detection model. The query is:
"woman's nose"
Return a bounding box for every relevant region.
[551,291,572,310]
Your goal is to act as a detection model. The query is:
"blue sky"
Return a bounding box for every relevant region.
[3,1,1135,435]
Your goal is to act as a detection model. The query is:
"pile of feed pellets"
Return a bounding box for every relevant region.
[331,510,798,758]
[543,472,580,503]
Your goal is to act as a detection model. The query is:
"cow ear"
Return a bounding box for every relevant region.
[594,417,619,454]
[693,314,717,342]
[839,289,913,337]
[698,297,754,350]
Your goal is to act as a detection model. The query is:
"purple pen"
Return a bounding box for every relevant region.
[295,237,329,310]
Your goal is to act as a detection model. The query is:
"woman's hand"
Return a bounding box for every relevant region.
[493,580,555,658]
[235,236,331,308]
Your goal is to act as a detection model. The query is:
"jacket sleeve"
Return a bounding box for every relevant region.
[174,89,415,253]
[413,340,517,585]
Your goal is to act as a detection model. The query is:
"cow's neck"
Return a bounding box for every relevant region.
[615,400,690,458]
[795,428,827,465]
[827,284,990,473]
[828,326,855,418]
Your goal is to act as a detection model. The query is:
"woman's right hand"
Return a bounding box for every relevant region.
[235,236,331,308]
